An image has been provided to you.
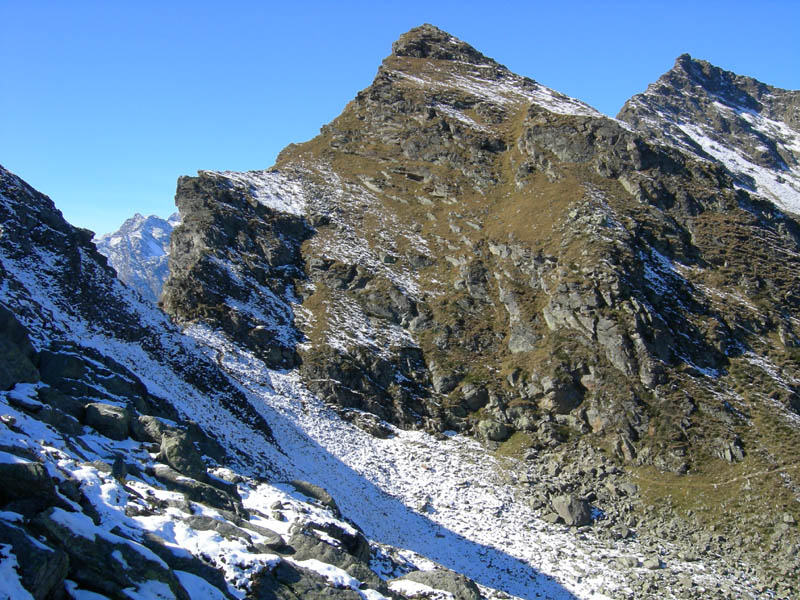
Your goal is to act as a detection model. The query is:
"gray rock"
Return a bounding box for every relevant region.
[460,383,488,411]
[130,414,170,444]
[0,306,39,390]
[393,569,481,600]
[150,464,244,516]
[140,531,235,599]
[184,515,252,543]
[289,480,341,517]
[159,430,207,481]
[0,459,61,516]
[551,494,592,527]
[84,402,131,440]
[286,528,387,594]
[615,556,640,568]
[477,419,510,442]
[0,520,68,600]
[250,559,362,599]
[31,507,190,600]
[643,556,662,570]
[432,370,463,394]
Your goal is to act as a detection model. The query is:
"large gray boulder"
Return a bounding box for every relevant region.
[393,569,482,600]
[551,494,592,527]
[159,430,207,481]
[84,402,131,440]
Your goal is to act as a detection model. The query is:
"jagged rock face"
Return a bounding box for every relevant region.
[618,53,800,213]
[1,163,458,600]
[0,163,277,465]
[161,170,312,368]
[95,212,180,302]
[158,28,800,587]
[164,24,800,474]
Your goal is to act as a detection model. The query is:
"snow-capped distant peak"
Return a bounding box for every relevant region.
[94,212,180,302]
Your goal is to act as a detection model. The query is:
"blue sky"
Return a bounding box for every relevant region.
[2,1,799,236]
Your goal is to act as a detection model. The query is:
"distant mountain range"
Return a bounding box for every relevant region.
[94,212,180,302]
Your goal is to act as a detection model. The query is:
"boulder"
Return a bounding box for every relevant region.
[184,515,252,543]
[250,559,362,600]
[286,527,387,594]
[289,480,341,516]
[31,507,190,600]
[84,402,131,440]
[460,384,488,411]
[141,532,234,599]
[477,419,511,442]
[159,430,207,481]
[150,464,244,517]
[551,494,592,527]
[431,370,463,394]
[0,458,60,516]
[393,569,481,600]
[0,520,68,600]
[130,414,170,443]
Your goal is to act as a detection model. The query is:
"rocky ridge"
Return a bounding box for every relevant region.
[3,23,800,600]
[0,164,504,600]
[160,25,800,596]
[618,53,800,214]
[95,212,180,303]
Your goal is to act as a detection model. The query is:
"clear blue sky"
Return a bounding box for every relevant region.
[2,1,798,236]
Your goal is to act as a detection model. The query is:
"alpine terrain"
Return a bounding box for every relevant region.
[2,25,799,600]
[95,213,181,303]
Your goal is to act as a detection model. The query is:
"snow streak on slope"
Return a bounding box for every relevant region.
[200,169,307,216]
[676,118,800,214]
[394,69,602,119]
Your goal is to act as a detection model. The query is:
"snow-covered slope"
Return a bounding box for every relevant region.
[618,54,800,214]
[95,213,180,302]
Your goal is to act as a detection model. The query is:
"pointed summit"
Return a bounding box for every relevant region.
[390,24,500,68]
[663,53,766,112]
[619,54,800,213]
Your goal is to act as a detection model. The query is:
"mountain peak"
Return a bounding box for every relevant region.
[390,24,499,67]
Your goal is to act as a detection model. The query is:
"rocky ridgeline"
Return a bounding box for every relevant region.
[158,24,800,594]
[618,53,800,213]
[4,23,800,599]
[95,212,180,303]
[1,164,488,599]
